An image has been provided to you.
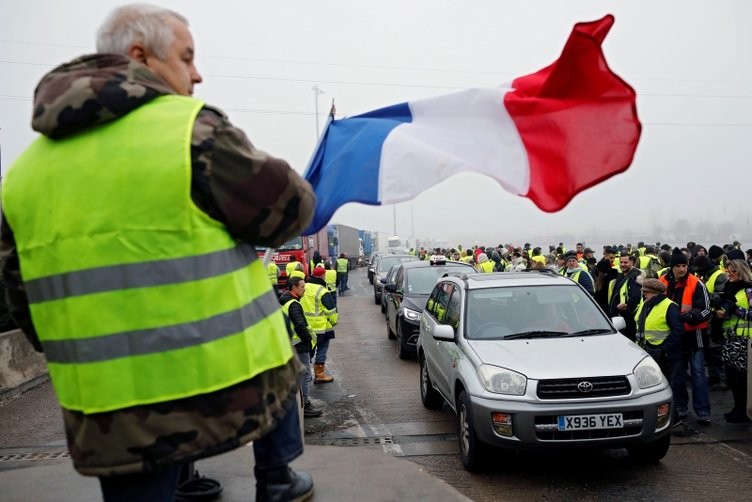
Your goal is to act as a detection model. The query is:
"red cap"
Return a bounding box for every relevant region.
[312,267,326,277]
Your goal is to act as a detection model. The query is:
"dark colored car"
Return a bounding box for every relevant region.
[367,253,385,284]
[381,264,402,315]
[373,255,417,305]
[384,257,475,359]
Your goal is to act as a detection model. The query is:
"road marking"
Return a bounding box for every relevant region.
[354,404,404,456]
[688,429,752,469]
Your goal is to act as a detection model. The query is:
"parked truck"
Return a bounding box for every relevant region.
[328,224,362,269]
[359,229,373,258]
[256,226,328,290]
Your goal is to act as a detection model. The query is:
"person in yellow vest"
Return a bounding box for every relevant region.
[634,279,683,399]
[0,4,316,500]
[280,277,321,418]
[476,253,495,273]
[286,256,304,280]
[267,261,280,295]
[308,267,338,383]
[693,255,729,390]
[336,253,349,294]
[323,262,338,306]
[716,258,752,423]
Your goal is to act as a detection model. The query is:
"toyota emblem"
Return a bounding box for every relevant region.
[577,381,593,393]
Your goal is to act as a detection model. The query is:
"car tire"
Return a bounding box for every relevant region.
[387,320,396,340]
[380,298,386,313]
[397,323,412,360]
[374,290,380,304]
[627,433,670,464]
[457,390,488,472]
[420,355,443,410]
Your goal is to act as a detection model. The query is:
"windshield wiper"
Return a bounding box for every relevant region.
[504,330,568,340]
[563,328,614,337]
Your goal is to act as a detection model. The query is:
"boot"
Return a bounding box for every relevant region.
[313,363,334,384]
[255,465,314,502]
[303,401,322,418]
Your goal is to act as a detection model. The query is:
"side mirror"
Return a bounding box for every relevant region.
[611,317,627,331]
[431,324,456,342]
[384,283,397,293]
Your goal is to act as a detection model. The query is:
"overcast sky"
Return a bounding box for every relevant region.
[2,0,751,249]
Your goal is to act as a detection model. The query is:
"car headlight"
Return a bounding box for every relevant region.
[633,356,663,389]
[477,364,527,395]
[403,307,421,321]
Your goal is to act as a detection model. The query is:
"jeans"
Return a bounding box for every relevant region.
[295,346,312,402]
[99,395,304,500]
[312,332,332,365]
[337,272,348,293]
[672,349,711,418]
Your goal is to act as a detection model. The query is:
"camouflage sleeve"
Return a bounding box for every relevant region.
[0,215,42,351]
[191,107,315,247]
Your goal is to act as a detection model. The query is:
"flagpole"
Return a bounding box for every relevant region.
[312,85,324,140]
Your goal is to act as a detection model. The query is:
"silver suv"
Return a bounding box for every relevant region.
[417,270,673,471]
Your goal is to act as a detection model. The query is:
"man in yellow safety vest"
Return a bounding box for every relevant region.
[0,4,316,500]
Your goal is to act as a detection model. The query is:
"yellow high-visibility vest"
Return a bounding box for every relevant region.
[2,95,292,413]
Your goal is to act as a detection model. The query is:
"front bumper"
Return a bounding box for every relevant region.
[469,385,673,449]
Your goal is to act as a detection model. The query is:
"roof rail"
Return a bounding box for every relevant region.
[443,271,470,283]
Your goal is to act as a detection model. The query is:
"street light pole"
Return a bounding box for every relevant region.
[312,85,325,140]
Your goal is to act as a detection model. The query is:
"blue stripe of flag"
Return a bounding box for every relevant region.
[302,102,412,235]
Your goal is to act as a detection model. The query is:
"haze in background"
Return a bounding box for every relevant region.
[1,0,750,249]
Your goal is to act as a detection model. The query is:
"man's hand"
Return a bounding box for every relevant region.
[679,312,692,322]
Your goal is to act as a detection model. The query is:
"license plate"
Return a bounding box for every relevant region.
[557,413,623,431]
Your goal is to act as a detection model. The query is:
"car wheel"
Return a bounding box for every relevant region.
[457,390,487,472]
[420,355,443,410]
[380,298,387,313]
[387,319,396,340]
[374,290,380,304]
[397,323,412,360]
[627,434,670,464]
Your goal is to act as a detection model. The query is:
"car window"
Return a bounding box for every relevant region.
[465,284,612,340]
[427,282,449,321]
[445,286,461,332]
[406,265,471,295]
[393,266,404,288]
[386,266,400,284]
[377,255,417,273]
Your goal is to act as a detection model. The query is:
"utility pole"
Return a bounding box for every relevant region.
[312,85,325,140]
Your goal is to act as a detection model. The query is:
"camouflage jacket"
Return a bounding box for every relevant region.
[0,54,314,476]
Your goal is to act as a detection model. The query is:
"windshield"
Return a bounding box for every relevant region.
[257,237,304,252]
[406,265,471,295]
[377,255,416,273]
[465,285,613,340]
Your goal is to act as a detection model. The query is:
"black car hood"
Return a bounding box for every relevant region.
[401,294,429,313]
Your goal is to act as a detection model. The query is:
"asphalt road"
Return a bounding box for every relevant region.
[2,266,751,501]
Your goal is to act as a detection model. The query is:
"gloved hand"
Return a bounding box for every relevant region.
[735,306,749,319]
[679,312,692,322]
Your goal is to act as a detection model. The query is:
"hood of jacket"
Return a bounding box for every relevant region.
[31,53,175,139]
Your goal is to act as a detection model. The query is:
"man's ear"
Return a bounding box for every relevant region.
[128,43,147,63]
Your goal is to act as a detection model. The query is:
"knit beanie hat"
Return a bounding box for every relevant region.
[692,255,713,274]
[708,245,724,260]
[726,249,745,262]
[312,266,326,277]
[669,247,688,267]
[642,278,666,294]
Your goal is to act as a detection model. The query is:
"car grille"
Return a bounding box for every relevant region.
[536,376,631,399]
[534,410,643,441]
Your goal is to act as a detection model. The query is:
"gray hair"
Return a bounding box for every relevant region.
[96,3,188,60]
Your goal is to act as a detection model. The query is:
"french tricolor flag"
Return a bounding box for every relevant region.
[302,15,641,235]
